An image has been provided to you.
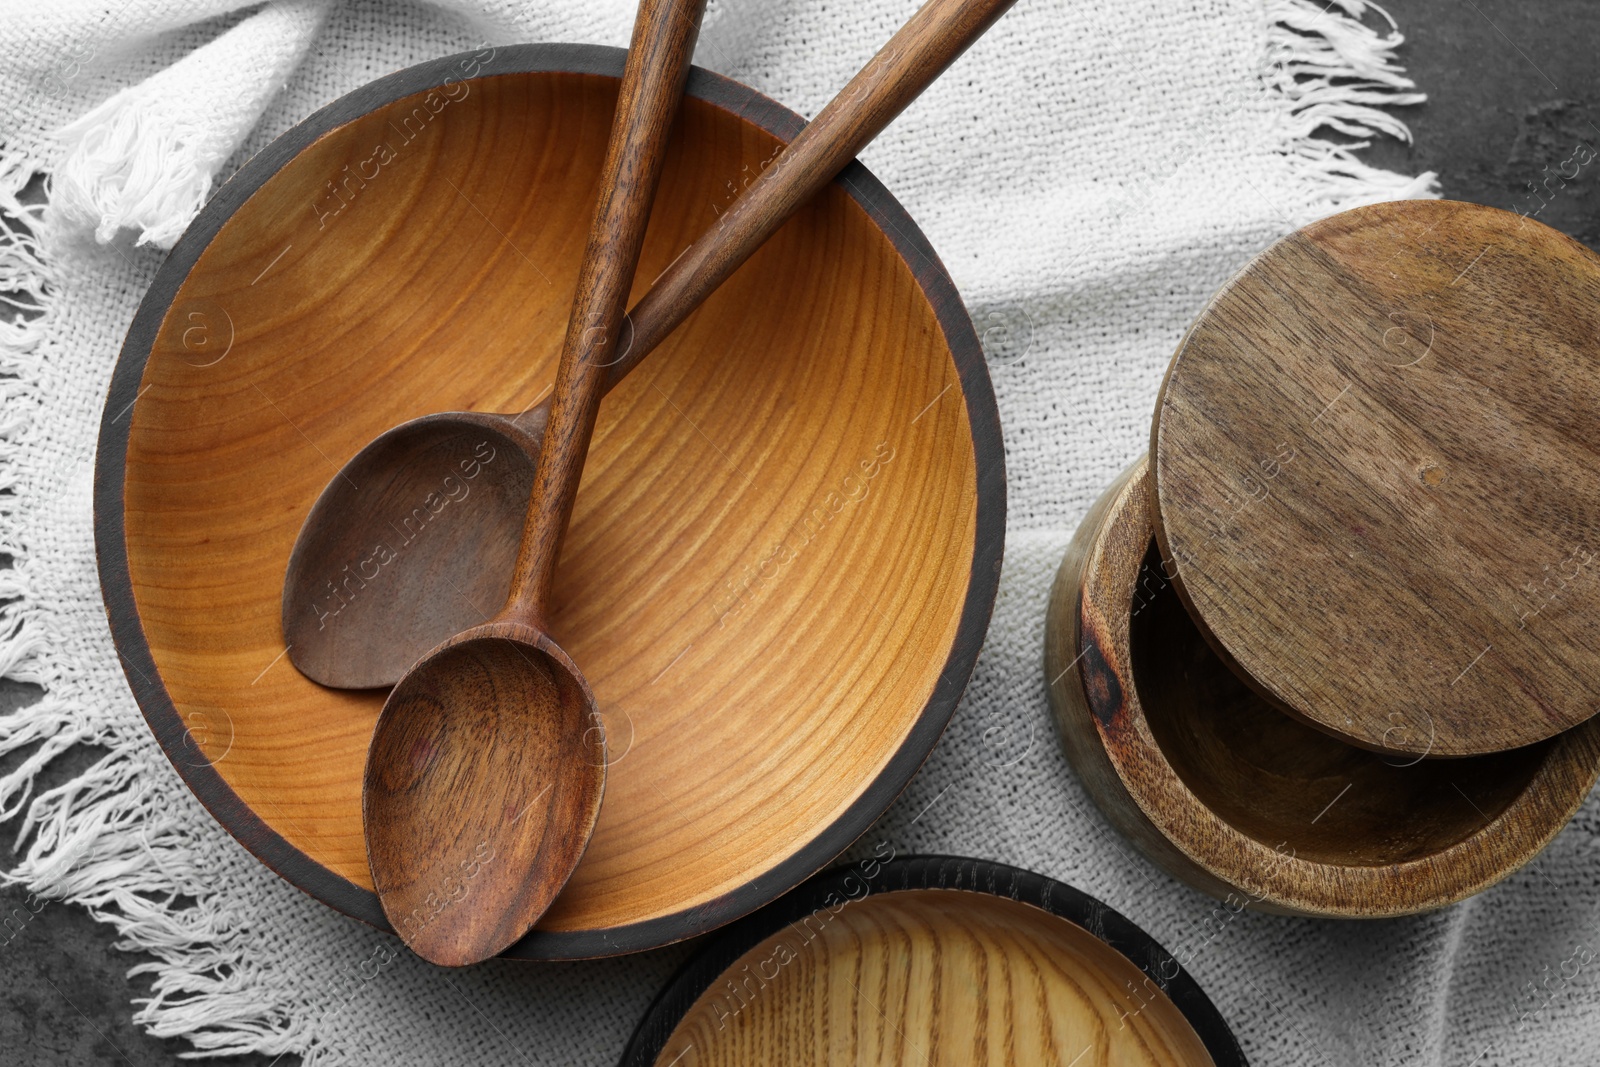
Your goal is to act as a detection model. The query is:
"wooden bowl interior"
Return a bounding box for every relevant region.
[1128,541,1549,867]
[120,70,977,936]
[653,888,1215,1066]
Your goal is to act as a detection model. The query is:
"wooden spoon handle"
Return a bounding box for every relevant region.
[613,0,1016,382]
[505,0,704,622]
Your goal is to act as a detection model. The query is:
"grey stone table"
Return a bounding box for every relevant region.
[2,0,1597,1062]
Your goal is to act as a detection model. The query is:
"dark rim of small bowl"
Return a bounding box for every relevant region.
[93,43,1006,960]
[618,854,1248,1065]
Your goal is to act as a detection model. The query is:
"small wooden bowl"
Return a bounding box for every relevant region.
[621,855,1245,1067]
[1045,456,1600,918]
[94,45,1004,959]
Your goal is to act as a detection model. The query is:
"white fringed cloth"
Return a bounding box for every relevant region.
[5,3,1580,1066]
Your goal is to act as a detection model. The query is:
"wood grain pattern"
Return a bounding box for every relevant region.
[1151,200,1600,756]
[622,857,1245,1067]
[361,0,701,967]
[1046,455,1600,917]
[283,0,1016,689]
[363,632,603,965]
[99,48,1003,959]
[653,889,1214,1067]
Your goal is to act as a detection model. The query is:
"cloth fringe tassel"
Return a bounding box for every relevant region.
[1264,0,1440,216]
[0,147,307,1060]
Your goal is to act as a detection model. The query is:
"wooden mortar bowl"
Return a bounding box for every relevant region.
[1044,456,1600,918]
[95,45,1004,959]
[622,856,1245,1066]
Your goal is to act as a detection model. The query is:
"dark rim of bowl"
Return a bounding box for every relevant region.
[93,43,1006,960]
[618,854,1248,1066]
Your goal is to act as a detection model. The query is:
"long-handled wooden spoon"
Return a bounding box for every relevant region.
[362,0,704,967]
[284,0,1017,689]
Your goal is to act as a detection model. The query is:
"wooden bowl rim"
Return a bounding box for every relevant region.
[93,43,1006,960]
[1056,455,1600,917]
[617,854,1247,1067]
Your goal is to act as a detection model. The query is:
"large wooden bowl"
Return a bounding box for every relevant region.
[621,856,1246,1066]
[94,45,1004,959]
[1044,456,1600,918]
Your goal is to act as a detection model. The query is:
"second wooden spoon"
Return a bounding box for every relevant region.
[362,0,703,967]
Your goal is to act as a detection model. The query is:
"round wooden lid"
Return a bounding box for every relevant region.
[1152,200,1600,757]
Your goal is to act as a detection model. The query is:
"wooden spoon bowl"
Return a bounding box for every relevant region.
[95,45,1003,959]
[364,628,604,963]
[621,856,1245,1067]
[1045,456,1600,918]
[284,412,541,688]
